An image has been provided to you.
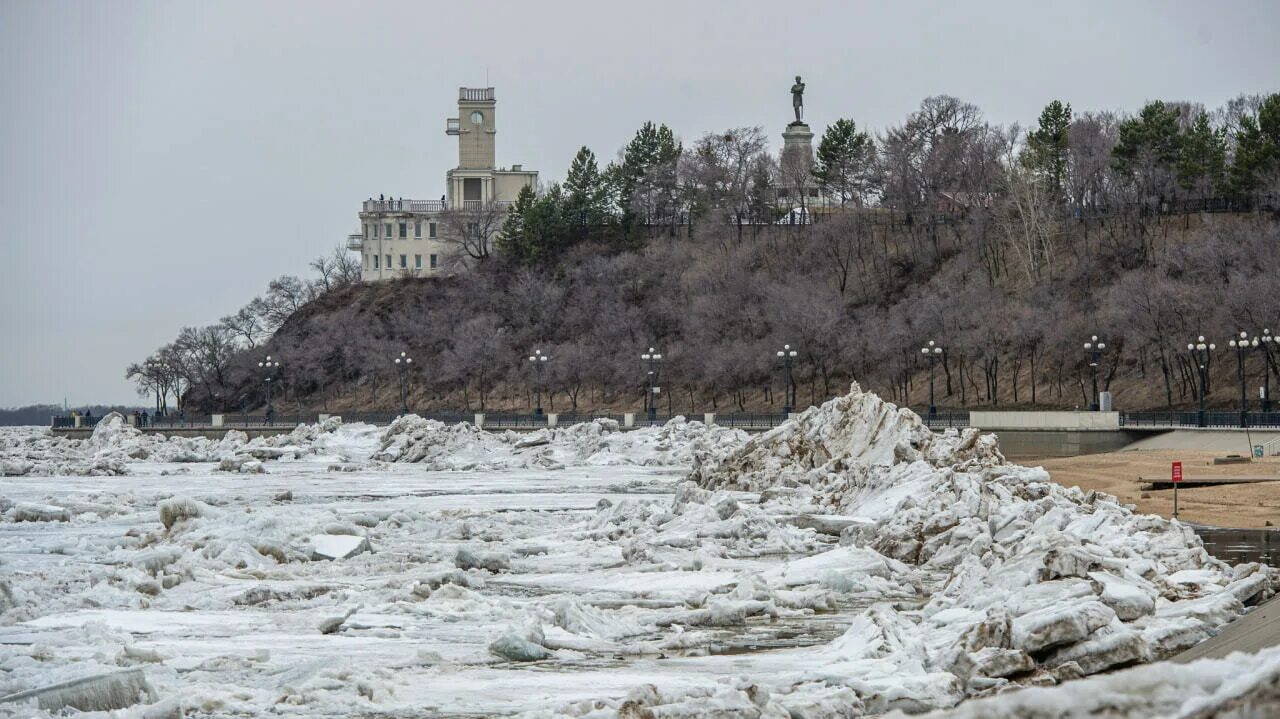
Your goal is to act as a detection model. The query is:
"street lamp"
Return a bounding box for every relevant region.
[776,344,798,415]
[640,348,662,422]
[394,351,413,416]
[258,355,280,424]
[1260,329,1274,413]
[920,340,943,419]
[145,358,163,417]
[1083,336,1107,411]
[527,349,548,417]
[1227,331,1255,428]
[1186,337,1214,428]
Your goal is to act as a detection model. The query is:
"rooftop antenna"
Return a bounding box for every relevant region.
[486,66,489,87]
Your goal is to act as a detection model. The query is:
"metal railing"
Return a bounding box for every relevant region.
[1121,411,1280,428]
[715,413,791,429]
[632,414,676,428]
[45,408,1280,433]
[918,411,972,429]
[554,413,626,426]
[147,414,214,429]
[482,413,549,429]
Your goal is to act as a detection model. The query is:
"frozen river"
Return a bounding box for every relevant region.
[1,459,879,716]
[2,395,1277,717]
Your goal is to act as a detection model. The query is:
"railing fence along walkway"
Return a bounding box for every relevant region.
[1120,411,1280,429]
[52,409,1280,432]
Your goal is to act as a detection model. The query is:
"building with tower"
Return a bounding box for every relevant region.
[348,86,537,281]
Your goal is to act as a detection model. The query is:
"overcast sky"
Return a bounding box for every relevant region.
[1,0,1277,407]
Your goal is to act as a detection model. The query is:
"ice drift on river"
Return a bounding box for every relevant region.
[1,384,1277,717]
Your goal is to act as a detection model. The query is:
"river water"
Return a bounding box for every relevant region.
[1195,526,1280,568]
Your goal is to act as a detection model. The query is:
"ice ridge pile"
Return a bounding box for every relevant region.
[376,414,748,470]
[667,383,1272,703]
[559,383,1275,715]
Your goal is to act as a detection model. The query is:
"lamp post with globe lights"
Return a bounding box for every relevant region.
[1227,331,1256,428]
[394,351,413,416]
[258,355,281,425]
[640,348,662,422]
[920,341,943,420]
[528,350,549,417]
[1083,336,1106,411]
[1187,337,1214,428]
[1260,329,1274,413]
[145,358,164,417]
[777,344,798,415]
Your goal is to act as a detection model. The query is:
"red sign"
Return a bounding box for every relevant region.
[1172,461,1183,483]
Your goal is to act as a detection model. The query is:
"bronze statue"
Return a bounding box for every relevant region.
[790,76,805,123]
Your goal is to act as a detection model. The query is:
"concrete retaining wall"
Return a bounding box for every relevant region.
[970,411,1120,431]
[989,429,1150,460]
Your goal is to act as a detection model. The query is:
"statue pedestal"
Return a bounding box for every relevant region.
[782,122,814,167]
[779,122,815,209]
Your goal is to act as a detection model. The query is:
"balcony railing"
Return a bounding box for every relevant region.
[457,200,513,212]
[362,199,446,213]
[446,118,460,135]
[346,233,363,250]
[459,87,494,102]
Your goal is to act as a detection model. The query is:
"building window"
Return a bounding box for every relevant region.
[385,254,392,269]
[399,254,407,268]
[373,223,379,238]
[399,222,407,238]
[429,222,437,238]
[373,254,379,269]
[384,223,392,239]
[364,223,371,239]
[415,254,422,269]
[415,221,421,238]
[429,254,438,269]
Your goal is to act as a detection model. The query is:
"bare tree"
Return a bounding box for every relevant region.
[439,203,508,262]
[310,245,362,292]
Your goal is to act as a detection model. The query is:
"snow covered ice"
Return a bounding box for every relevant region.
[1,387,1277,717]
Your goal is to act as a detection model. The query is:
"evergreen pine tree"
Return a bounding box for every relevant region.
[1228,93,1280,195]
[813,118,875,206]
[1176,111,1226,197]
[563,146,611,239]
[618,122,682,228]
[521,184,568,264]
[1112,100,1183,200]
[496,185,536,262]
[1024,100,1072,200]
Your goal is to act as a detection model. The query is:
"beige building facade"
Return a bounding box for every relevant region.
[351,87,537,281]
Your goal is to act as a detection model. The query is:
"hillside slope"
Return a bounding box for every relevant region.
[188,209,1280,415]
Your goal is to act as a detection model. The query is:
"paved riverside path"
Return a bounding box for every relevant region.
[1174,594,1280,662]
[1140,476,1280,490]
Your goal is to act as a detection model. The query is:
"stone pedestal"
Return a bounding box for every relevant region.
[782,122,814,167]
[780,122,815,209]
